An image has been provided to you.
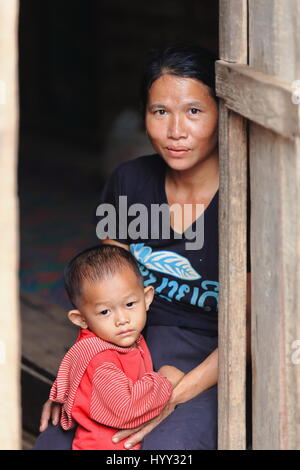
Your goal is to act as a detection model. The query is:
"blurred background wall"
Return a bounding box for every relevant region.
[19,0,218,174]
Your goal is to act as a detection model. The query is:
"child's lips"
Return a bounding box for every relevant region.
[117,329,135,337]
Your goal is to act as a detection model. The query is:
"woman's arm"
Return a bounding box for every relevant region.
[112,347,218,448]
[169,347,218,406]
[140,273,251,408]
[113,275,252,448]
[167,272,251,403]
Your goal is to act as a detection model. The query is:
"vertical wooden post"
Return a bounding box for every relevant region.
[218,0,248,449]
[0,0,21,450]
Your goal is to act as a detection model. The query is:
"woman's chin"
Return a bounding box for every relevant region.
[163,155,197,172]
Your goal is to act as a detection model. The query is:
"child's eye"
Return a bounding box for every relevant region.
[100,309,110,315]
[126,302,135,307]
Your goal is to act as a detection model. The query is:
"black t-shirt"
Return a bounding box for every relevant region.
[96,154,250,334]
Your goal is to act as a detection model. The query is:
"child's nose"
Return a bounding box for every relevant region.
[115,310,130,326]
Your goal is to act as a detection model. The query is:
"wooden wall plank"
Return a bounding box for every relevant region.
[0,0,20,450]
[218,106,248,449]
[249,0,300,82]
[281,135,300,449]
[218,0,248,450]
[219,0,248,63]
[216,61,300,139]
[250,125,300,449]
[250,125,284,449]
[249,0,300,450]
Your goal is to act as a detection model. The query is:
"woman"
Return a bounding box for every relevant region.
[34,44,251,450]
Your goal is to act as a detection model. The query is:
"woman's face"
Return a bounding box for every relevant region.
[145,74,218,172]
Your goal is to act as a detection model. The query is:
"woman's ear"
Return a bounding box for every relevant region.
[144,285,155,311]
[68,310,88,329]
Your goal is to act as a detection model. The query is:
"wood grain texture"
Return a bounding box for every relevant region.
[249,0,300,450]
[0,0,20,450]
[21,292,78,377]
[216,61,300,139]
[218,0,248,451]
[219,0,248,63]
[249,0,300,82]
[250,126,300,450]
[250,124,284,449]
[218,104,248,449]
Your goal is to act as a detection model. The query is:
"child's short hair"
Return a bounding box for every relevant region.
[64,244,144,308]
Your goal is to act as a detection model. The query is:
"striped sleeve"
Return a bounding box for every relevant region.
[90,362,173,429]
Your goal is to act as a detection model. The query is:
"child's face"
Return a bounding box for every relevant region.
[68,267,154,347]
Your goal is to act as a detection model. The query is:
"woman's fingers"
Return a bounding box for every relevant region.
[39,399,53,432]
[121,403,176,449]
[51,403,61,426]
[112,425,143,443]
[122,420,158,449]
[39,400,61,432]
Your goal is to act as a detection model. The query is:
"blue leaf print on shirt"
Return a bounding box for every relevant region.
[130,243,201,281]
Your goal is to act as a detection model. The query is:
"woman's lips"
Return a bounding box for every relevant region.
[165,147,190,157]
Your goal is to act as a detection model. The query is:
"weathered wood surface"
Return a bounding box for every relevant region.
[219,0,247,63]
[218,105,248,450]
[218,0,248,450]
[249,0,300,82]
[249,0,300,450]
[21,292,78,377]
[0,0,20,450]
[250,127,300,449]
[216,61,300,139]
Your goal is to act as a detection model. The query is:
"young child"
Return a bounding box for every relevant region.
[49,244,184,450]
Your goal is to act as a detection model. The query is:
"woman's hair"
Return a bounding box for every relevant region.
[64,244,144,308]
[140,43,218,114]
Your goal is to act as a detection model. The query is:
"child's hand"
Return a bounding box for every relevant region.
[157,365,184,388]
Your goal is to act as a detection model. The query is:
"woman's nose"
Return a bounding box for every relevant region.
[167,115,188,139]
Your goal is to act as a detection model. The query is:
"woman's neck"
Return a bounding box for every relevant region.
[166,150,219,202]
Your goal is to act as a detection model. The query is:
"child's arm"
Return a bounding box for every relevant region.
[89,362,173,430]
[157,365,185,388]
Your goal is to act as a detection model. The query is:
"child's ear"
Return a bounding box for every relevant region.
[144,285,155,311]
[68,310,88,329]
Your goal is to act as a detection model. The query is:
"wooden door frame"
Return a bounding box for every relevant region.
[0,0,21,450]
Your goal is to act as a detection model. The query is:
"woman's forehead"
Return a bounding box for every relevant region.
[147,74,212,105]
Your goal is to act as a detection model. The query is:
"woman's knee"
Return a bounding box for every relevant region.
[32,424,75,450]
[142,387,218,450]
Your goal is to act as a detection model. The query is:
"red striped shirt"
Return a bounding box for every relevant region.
[50,328,173,450]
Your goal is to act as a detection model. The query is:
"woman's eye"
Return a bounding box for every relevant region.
[189,108,201,115]
[155,109,166,116]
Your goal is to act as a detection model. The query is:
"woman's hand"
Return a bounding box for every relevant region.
[39,399,61,432]
[112,348,218,448]
[112,401,177,449]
